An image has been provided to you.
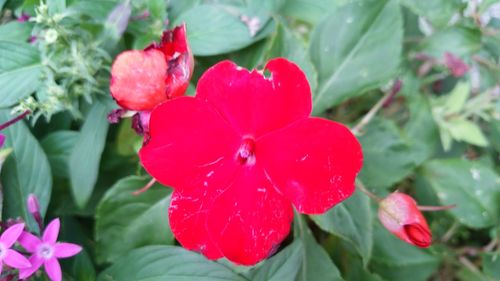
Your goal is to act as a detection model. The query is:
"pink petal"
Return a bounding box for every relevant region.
[206,164,293,265]
[19,255,43,279]
[18,231,42,253]
[196,58,312,137]
[44,258,62,281]
[0,223,25,248]
[43,219,60,244]
[4,249,31,269]
[53,243,82,258]
[258,117,363,214]
[0,261,3,275]
[139,97,241,188]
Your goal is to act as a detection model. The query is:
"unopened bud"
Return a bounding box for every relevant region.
[378,192,432,248]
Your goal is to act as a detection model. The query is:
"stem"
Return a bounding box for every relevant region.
[356,180,382,202]
[418,204,456,212]
[132,178,156,195]
[0,110,30,131]
[351,81,400,136]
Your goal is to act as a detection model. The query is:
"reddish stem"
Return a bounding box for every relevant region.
[132,178,157,195]
[0,110,30,131]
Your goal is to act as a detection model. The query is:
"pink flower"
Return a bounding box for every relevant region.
[18,219,82,281]
[139,58,363,265]
[378,192,432,248]
[0,134,4,148]
[443,52,469,77]
[0,223,31,274]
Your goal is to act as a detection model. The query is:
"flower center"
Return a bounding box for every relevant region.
[237,137,256,165]
[37,243,54,260]
[0,242,6,259]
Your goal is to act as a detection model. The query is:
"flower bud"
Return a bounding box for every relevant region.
[110,24,193,111]
[443,52,469,77]
[27,194,40,214]
[378,192,432,248]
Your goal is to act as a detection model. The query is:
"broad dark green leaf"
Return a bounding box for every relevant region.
[311,190,373,265]
[41,130,79,178]
[404,93,439,165]
[0,41,42,107]
[310,0,402,114]
[418,27,481,57]
[345,257,386,281]
[266,24,318,92]
[295,215,344,281]
[69,100,109,208]
[358,118,417,190]
[73,249,97,281]
[174,4,275,56]
[0,22,34,43]
[98,245,248,281]
[0,111,52,229]
[247,241,303,281]
[420,159,499,229]
[401,0,462,28]
[370,223,439,281]
[95,176,173,264]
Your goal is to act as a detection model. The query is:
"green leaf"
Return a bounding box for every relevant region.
[73,249,97,281]
[98,245,248,281]
[418,27,481,57]
[174,4,275,56]
[95,176,174,264]
[358,118,417,190]
[0,41,42,107]
[0,22,34,43]
[482,252,500,280]
[69,100,109,208]
[447,117,489,147]
[404,94,439,165]
[67,0,119,22]
[444,82,470,114]
[0,111,52,229]
[310,190,373,266]
[266,23,318,92]
[281,0,336,24]
[41,130,79,178]
[370,223,439,281]
[295,215,344,281]
[401,0,462,28]
[247,241,303,281]
[420,159,499,228]
[310,0,402,114]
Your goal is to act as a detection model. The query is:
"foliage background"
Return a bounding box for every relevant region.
[0,0,499,280]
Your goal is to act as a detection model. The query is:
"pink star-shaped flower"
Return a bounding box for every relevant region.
[139,58,363,265]
[0,223,31,274]
[18,219,82,281]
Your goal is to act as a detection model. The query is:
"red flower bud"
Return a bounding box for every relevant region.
[110,24,193,111]
[378,192,432,248]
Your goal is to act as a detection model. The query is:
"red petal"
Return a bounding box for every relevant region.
[206,164,293,265]
[258,117,363,214]
[110,49,168,111]
[404,224,432,248]
[139,97,240,188]
[196,58,311,137]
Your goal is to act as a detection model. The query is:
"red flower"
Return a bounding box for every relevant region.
[378,192,432,248]
[110,24,193,111]
[139,58,363,265]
